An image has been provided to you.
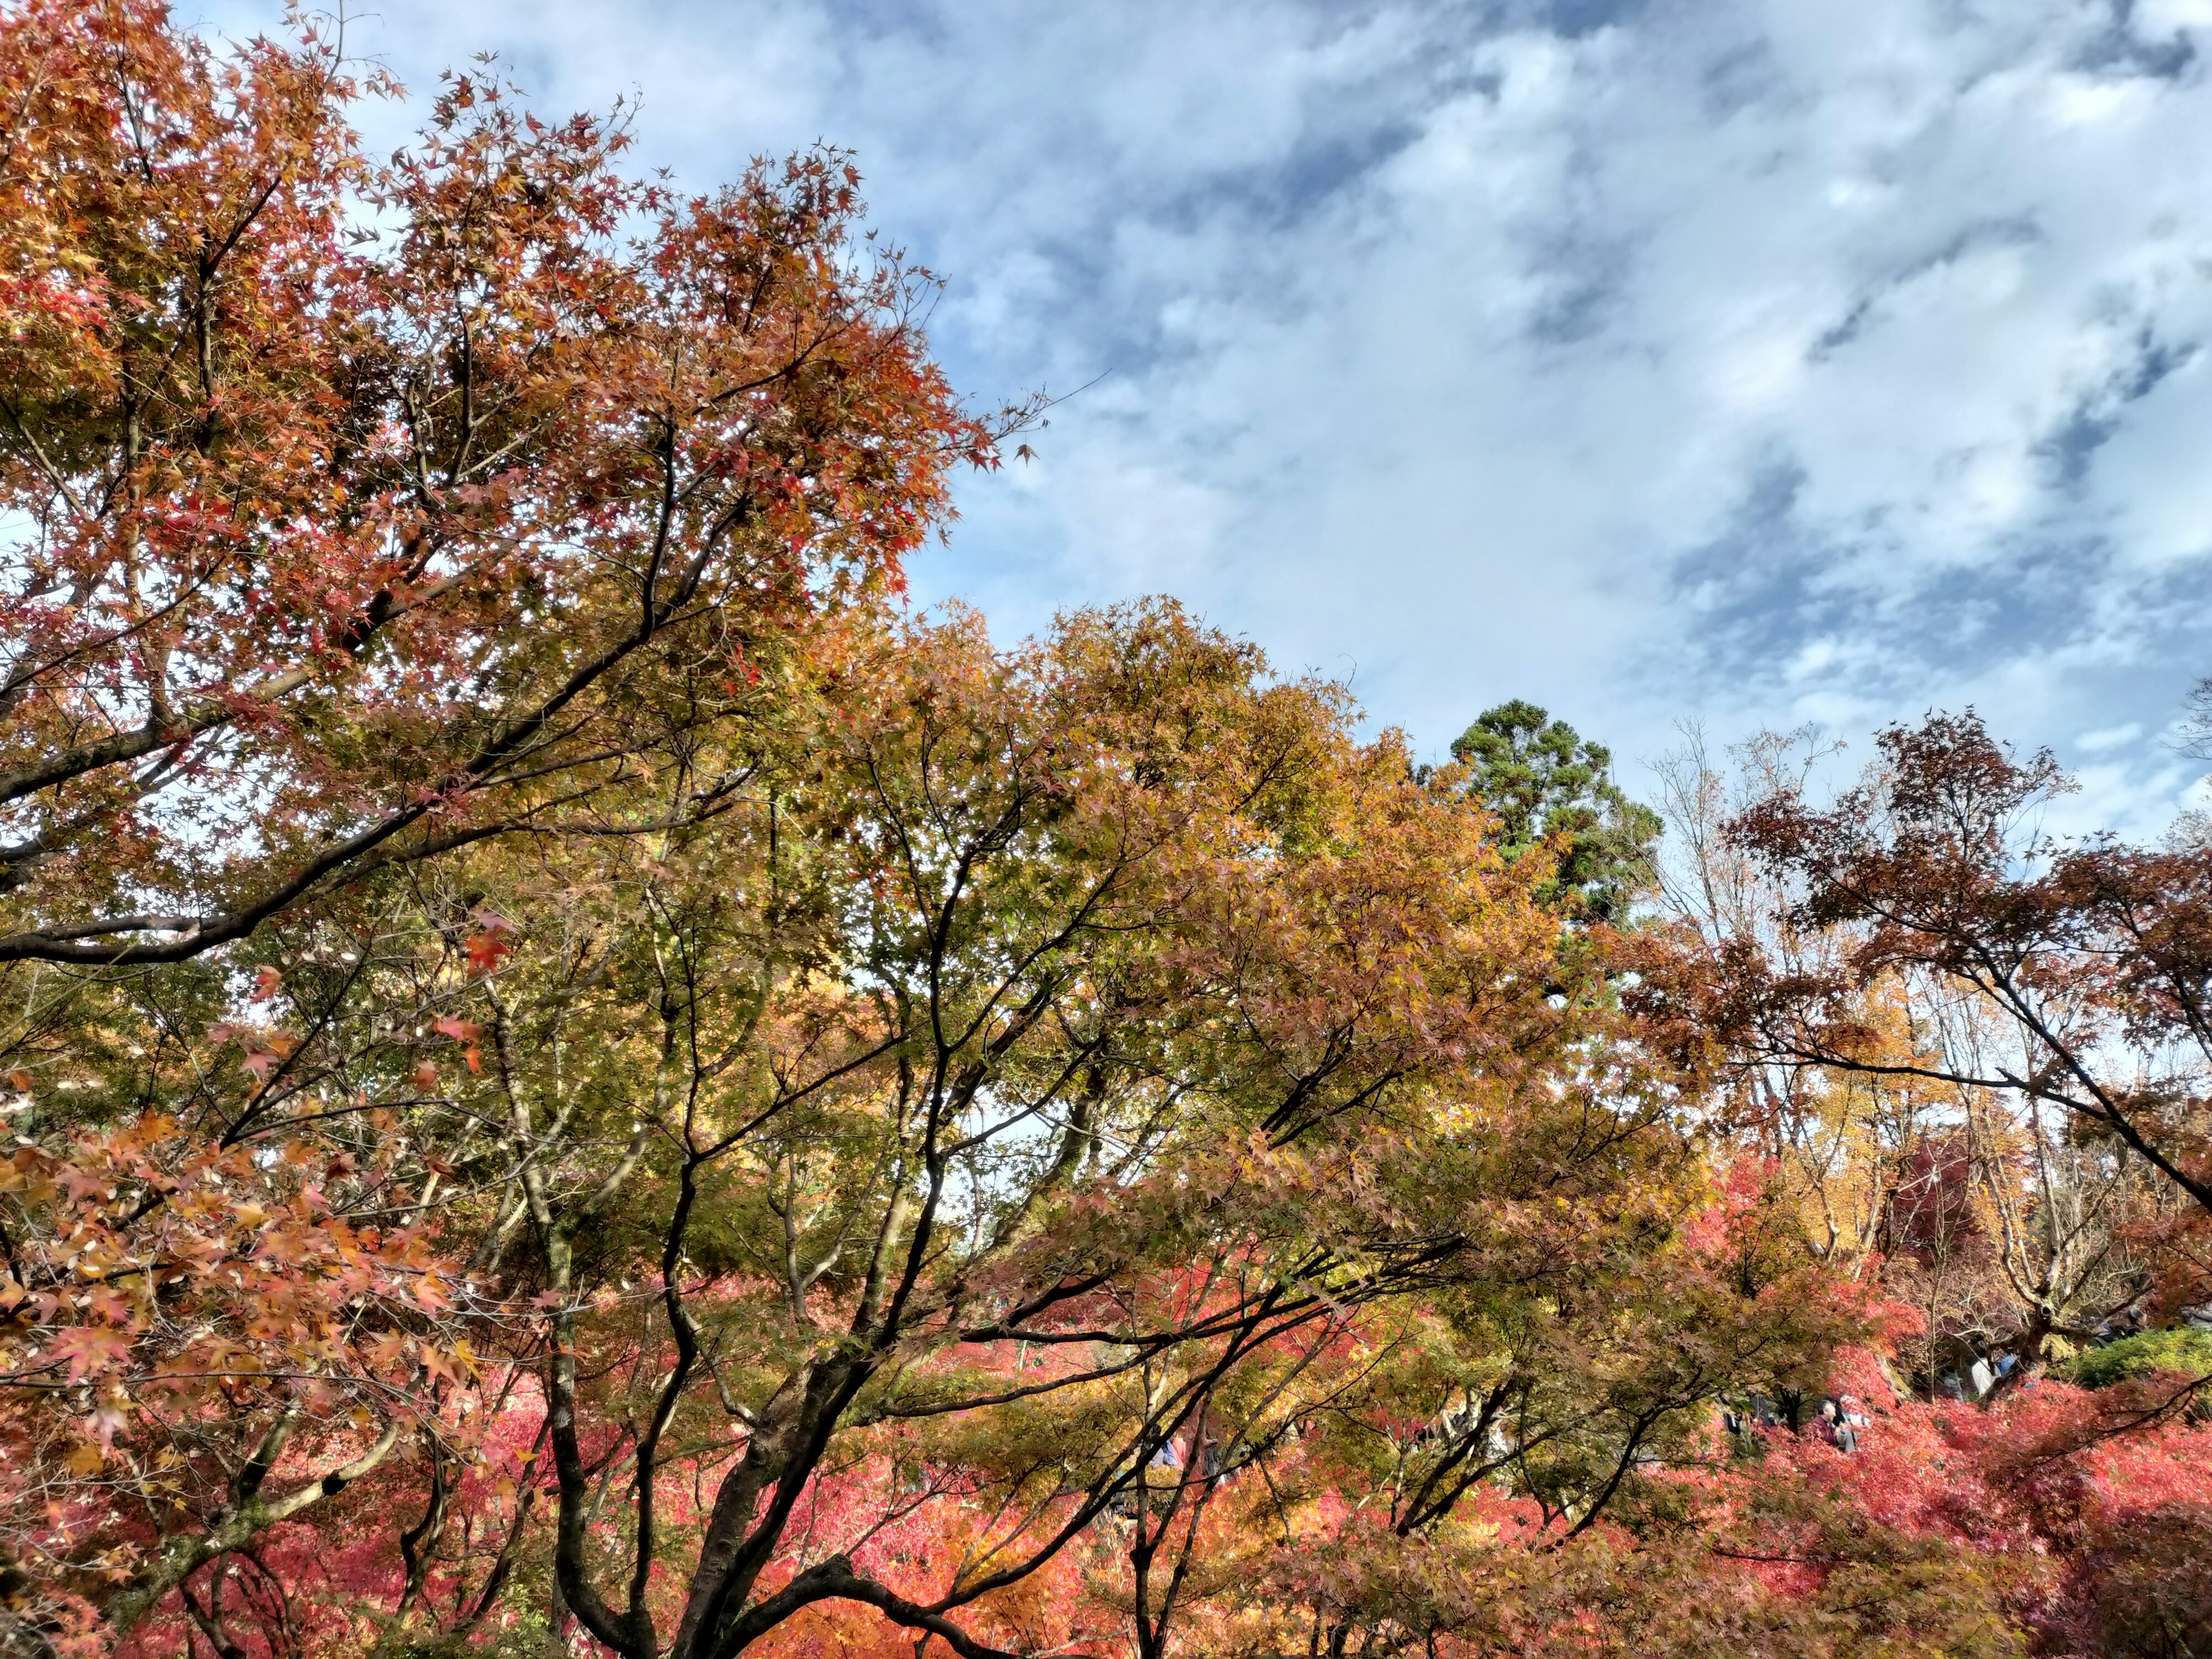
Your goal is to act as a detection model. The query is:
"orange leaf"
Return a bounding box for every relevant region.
[52,1327,131,1383]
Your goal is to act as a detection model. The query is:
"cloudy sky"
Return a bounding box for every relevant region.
[207,0,2212,827]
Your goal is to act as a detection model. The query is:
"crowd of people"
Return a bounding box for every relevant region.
[1721,1392,1872,1453]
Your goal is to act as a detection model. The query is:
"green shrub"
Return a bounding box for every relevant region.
[2062,1327,2212,1390]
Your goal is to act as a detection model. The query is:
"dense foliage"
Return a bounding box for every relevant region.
[2,9,2207,1659]
[1448,701,1660,922]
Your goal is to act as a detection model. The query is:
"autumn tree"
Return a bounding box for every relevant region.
[1718,714,2212,1262]
[0,1,1007,1650]
[3,593,1775,1658]
[1652,723,2184,1387]
[0,0,1012,969]
[373,600,1736,1659]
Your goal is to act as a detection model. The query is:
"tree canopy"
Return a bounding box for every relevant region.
[1450,700,1661,921]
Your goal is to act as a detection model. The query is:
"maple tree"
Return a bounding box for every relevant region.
[1700,714,2212,1320]
[0,0,1010,969]
[2,588,1772,1659]
[1649,727,2183,1395]
[1724,715,2211,1210]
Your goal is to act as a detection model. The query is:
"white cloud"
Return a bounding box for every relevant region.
[191,0,2212,838]
[2139,0,2212,32]
[2076,722,2145,749]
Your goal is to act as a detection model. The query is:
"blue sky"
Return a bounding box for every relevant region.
[207,0,2212,830]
